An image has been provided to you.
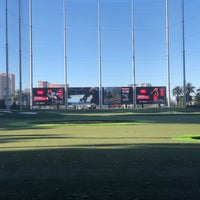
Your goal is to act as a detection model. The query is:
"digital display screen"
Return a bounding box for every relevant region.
[103,87,121,105]
[68,87,99,105]
[33,88,65,105]
[103,87,133,105]
[33,86,166,106]
[121,87,133,104]
[136,87,166,104]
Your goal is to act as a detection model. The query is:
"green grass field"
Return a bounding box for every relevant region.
[1,108,200,199]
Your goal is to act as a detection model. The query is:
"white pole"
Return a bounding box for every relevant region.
[63,0,68,109]
[182,0,186,108]
[5,0,9,111]
[29,0,33,110]
[19,0,22,110]
[98,0,102,108]
[132,0,136,108]
[166,0,170,108]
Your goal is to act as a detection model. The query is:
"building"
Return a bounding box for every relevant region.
[49,83,66,88]
[0,73,15,100]
[137,83,152,87]
[38,81,49,88]
[38,81,68,88]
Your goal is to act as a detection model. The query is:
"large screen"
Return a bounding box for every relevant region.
[103,87,121,105]
[103,87,133,105]
[121,87,133,104]
[33,88,65,105]
[33,86,166,106]
[68,87,99,105]
[136,87,166,104]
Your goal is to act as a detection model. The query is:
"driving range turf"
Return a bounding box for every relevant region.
[1,108,200,199]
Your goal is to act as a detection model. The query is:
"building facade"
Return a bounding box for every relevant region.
[38,81,67,88]
[38,81,50,88]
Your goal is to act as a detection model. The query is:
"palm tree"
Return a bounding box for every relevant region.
[195,88,200,102]
[186,83,195,105]
[172,86,183,105]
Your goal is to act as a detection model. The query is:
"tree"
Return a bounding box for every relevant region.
[12,90,20,103]
[186,83,195,105]
[172,86,183,105]
[195,88,200,102]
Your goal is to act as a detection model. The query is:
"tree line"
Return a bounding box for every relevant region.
[172,83,200,106]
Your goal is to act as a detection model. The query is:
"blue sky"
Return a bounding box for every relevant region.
[0,0,200,95]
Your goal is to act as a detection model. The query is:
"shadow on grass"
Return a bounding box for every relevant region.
[0,109,200,130]
[0,134,74,144]
[1,143,200,200]
[191,136,200,140]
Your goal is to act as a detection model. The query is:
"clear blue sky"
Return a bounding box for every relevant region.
[0,0,200,95]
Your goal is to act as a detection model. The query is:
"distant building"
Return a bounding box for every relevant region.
[49,83,66,88]
[38,81,68,88]
[137,83,152,87]
[38,81,50,88]
[0,73,15,100]
[128,83,152,87]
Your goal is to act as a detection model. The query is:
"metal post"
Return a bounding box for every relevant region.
[182,0,186,108]
[63,0,68,109]
[132,0,136,108]
[166,0,171,108]
[29,0,33,110]
[5,0,9,111]
[98,0,102,109]
[19,0,22,110]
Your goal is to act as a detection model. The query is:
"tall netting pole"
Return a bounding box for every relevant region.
[63,0,68,109]
[29,0,33,110]
[132,0,136,108]
[5,0,9,111]
[98,0,102,109]
[19,0,22,110]
[166,0,171,108]
[182,0,186,108]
